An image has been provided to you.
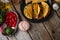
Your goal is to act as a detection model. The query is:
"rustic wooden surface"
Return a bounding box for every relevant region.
[0,1,60,40]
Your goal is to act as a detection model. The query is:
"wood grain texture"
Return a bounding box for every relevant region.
[28,22,52,40]
[16,31,32,40]
[0,33,7,40]
[43,12,60,40]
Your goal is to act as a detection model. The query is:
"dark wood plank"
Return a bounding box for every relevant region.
[28,22,52,40]
[43,12,60,40]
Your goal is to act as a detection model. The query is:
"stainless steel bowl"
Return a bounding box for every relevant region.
[1,11,19,36]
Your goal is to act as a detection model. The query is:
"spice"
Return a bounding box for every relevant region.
[0,3,11,11]
[18,21,30,31]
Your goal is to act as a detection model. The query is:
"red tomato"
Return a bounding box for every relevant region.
[5,11,17,27]
[12,23,16,27]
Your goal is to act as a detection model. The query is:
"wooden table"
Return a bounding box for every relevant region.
[0,2,60,40]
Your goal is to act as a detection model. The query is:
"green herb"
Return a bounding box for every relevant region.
[5,28,13,35]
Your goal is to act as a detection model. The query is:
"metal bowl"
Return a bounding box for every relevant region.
[20,0,53,23]
[1,11,19,36]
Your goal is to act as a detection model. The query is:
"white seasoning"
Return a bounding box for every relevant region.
[18,21,30,31]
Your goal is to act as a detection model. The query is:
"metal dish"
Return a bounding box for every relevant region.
[20,0,53,23]
[1,11,19,36]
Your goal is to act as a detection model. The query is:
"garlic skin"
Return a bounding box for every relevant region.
[0,0,10,3]
[18,21,30,31]
[53,3,59,10]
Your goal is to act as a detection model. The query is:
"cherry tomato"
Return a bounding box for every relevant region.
[5,11,17,27]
